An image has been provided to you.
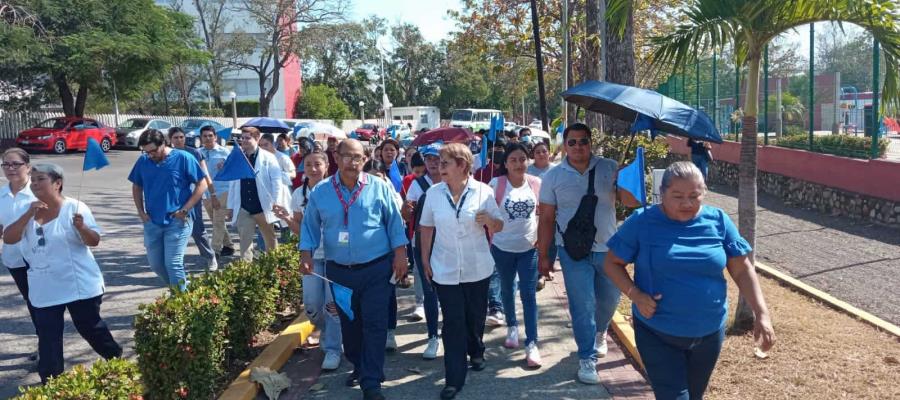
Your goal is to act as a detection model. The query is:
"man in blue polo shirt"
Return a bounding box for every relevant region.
[129,129,207,291]
[300,139,408,400]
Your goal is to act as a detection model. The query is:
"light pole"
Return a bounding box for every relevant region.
[359,101,365,123]
[229,91,237,130]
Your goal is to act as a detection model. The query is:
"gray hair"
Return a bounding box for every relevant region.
[31,163,65,192]
[660,161,706,194]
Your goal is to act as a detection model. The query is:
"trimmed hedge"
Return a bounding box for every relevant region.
[13,358,143,400]
[134,243,301,400]
[775,134,890,159]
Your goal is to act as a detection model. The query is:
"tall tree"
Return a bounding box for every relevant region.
[385,23,444,107]
[605,0,636,135]
[192,0,244,109]
[231,0,347,116]
[649,0,900,329]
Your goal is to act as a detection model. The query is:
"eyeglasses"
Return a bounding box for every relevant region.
[340,154,365,164]
[36,226,45,247]
[566,138,591,147]
[1,162,26,170]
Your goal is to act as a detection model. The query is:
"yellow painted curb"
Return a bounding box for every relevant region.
[218,315,316,400]
[754,261,900,338]
[610,311,644,371]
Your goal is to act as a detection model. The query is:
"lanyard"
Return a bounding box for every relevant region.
[444,188,471,219]
[331,173,367,226]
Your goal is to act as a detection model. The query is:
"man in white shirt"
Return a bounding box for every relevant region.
[198,126,235,256]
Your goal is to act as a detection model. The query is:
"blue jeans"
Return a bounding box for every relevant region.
[558,247,621,360]
[303,259,342,355]
[691,154,709,180]
[191,204,215,262]
[491,246,538,345]
[635,319,724,400]
[414,243,439,338]
[143,219,193,291]
[488,267,503,314]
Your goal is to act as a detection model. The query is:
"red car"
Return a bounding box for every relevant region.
[354,124,387,142]
[17,117,117,154]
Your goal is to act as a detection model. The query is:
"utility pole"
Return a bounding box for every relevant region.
[562,0,569,127]
[529,0,549,132]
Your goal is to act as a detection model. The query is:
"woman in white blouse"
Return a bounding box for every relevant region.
[419,143,504,400]
[3,163,121,383]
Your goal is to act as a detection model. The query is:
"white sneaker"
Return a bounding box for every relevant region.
[207,257,218,272]
[525,342,542,368]
[423,336,440,360]
[504,326,519,349]
[577,359,600,384]
[486,311,505,327]
[409,305,425,322]
[321,351,341,371]
[595,332,608,358]
[385,329,397,351]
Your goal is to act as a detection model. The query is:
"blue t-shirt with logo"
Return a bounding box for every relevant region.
[128,149,205,226]
[606,204,752,337]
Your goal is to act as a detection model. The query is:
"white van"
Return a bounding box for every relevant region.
[389,106,440,131]
[450,108,503,131]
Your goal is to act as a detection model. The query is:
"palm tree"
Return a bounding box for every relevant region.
[648,0,900,329]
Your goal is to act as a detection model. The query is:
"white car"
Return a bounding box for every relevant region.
[528,119,544,129]
[116,118,173,149]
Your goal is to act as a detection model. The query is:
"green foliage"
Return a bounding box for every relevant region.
[222,101,261,118]
[14,358,143,400]
[775,134,889,159]
[294,84,352,123]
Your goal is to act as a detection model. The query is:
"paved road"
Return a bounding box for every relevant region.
[0,150,215,398]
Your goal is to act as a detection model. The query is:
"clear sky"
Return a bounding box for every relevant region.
[352,0,462,45]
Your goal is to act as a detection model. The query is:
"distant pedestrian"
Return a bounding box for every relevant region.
[199,126,236,257]
[300,139,408,400]
[686,138,713,180]
[326,136,340,176]
[291,137,316,189]
[418,143,504,400]
[168,127,218,271]
[129,129,207,290]
[226,127,288,261]
[4,163,122,382]
[604,161,775,399]
[276,133,296,157]
[260,133,297,193]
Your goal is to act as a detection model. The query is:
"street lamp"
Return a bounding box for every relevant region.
[359,101,365,123]
[229,91,237,130]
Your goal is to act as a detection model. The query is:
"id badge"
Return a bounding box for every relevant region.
[338,231,350,245]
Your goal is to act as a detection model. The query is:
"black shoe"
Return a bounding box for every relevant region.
[363,388,385,400]
[346,373,360,387]
[220,246,235,256]
[470,357,485,371]
[440,386,460,399]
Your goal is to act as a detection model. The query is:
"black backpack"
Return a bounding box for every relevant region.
[559,165,598,261]
[412,176,434,250]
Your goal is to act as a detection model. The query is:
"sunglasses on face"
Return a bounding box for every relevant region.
[566,138,590,147]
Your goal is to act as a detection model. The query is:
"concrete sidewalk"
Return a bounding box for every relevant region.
[269,270,652,400]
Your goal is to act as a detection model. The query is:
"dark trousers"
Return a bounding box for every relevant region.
[8,265,38,332]
[191,204,215,261]
[434,276,490,389]
[634,319,724,400]
[33,295,122,382]
[388,287,398,330]
[327,256,393,391]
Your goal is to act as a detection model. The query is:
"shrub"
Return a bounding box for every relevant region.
[775,134,889,159]
[267,244,303,312]
[134,283,232,400]
[14,358,143,400]
[208,258,280,361]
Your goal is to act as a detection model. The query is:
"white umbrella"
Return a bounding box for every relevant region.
[298,123,347,139]
[526,127,551,139]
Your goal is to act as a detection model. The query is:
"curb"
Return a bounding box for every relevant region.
[754,261,900,338]
[610,311,643,371]
[218,315,316,400]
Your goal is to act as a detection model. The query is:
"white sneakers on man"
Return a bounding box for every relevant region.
[385,329,397,351]
[423,336,440,360]
[596,332,608,358]
[409,305,425,322]
[504,326,519,349]
[321,351,341,371]
[577,359,601,384]
[525,342,542,368]
[485,310,505,327]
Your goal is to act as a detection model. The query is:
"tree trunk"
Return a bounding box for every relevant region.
[258,69,269,117]
[529,0,549,132]
[733,53,761,332]
[56,74,75,117]
[584,0,602,133]
[604,0,635,136]
[74,85,88,117]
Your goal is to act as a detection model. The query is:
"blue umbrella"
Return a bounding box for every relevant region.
[561,80,722,143]
[241,117,290,133]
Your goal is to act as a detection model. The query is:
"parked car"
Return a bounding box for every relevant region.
[116,118,172,149]
[354,123,386,142]
[180,119,226,148]
[16,117,116,154]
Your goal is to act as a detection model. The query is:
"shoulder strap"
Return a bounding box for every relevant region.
[416,176,431,192]
[494,176,508,206]
[587,164,597,195]
[525,174,541,202]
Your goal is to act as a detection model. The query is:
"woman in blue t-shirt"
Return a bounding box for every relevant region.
[603,161,775,400]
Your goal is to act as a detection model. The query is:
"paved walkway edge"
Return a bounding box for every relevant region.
[218,315,315,400]
[755,262,900,338]
[610,311,643,371]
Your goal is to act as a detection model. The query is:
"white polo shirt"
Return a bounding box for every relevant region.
[419,179,503,285]
[0,183,36,269]
[23,198,105,308]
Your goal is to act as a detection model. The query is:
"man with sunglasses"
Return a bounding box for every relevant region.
[536,123,639,385]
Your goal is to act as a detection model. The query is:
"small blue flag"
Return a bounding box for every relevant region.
[388,159,403,192]
[331,281,354,321]
[83,137,109,171]
[486,115,497,142]
[480,134,489,166]
[388,125,397,139]
[216,127,232,142]
[214,148,256,181]
[618,146,646,206]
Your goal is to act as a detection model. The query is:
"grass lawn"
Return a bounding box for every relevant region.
[613,266,900,399]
